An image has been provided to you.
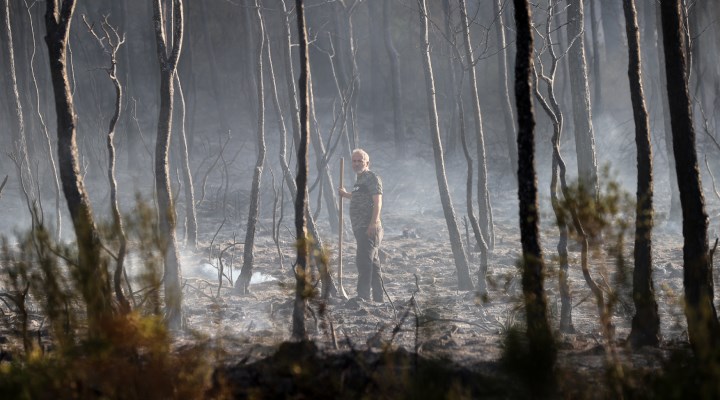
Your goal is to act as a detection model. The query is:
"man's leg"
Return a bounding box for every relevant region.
[355,230,372,300]
[370,227,384,302]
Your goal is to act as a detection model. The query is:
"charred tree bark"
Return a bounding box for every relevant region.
[152,0,184,330]
[513,0,556,376]
[25,1,62,239]
[45,0,113,334]
[655,3,681,223]
[236,0,266,295]
[623,0,660,348]
[660,0,720,358]
[279,0,337,299]
[567,0,598,198]
[419,0,474,291]
[292,0,310,341]
[459,0,494,251]
[494,0,518,180]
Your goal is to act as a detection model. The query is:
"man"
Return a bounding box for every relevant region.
[339,149,384,302]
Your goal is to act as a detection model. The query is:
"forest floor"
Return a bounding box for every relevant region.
[174,167,701,398]
[0,147,712,398]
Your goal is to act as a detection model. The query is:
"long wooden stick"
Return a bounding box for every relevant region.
[338,157,348,299]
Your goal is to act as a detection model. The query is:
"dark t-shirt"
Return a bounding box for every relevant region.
[350,170,383,231]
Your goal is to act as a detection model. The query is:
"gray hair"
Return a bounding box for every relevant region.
[351,148,369,162]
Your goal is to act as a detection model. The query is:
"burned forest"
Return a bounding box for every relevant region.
[3,0,720,398]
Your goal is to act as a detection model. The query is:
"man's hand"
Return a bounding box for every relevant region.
[366,222,378,238]
[338,187,351,199]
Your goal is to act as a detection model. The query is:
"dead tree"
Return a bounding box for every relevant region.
[22,0,62,239]
[383,0,405,156]
[83,15,131,314]
[513,0,556,375]
[45,0,113,334]
[292,0,310,340]
[279,0,337,299]
[623,0,660,348]
[588,0,603,115]
[567,0,599,198]
[531,0,574,333]
[1,0,35,209]
[458,0,494,251]
[655,3,681,223]
[457,79,489,295]
[494,0,518,179]
[660,0,720,358]
[235,0,266,295]
[152,0,184,330]
[418,0,474,291]
[174,72,197,248]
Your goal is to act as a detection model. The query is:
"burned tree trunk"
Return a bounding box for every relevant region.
[174,73,197,248]
[459,0,494,251]
[1,0,34,204]
[292,0,310,340]
[236,0,266,295]
[660,0,720,358]
[152,0,184,330]
[83,15,131,314]
[45,0,113,333]
[655,3,681,223]
[623,0,660,348]
[494,0,518,179]
[513,0,556,375]
[419,0,474,291]
[532,1,574,334]
[458,87,489,295]
[567,0,599,198]
[279,0,337,299]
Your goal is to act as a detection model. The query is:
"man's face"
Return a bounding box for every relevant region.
[352,154,369,174]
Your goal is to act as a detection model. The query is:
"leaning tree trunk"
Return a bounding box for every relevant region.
[152,0,184,330]
[624,0,660,348]
[513,0,556,378]
[383,0,405,156]
[45,0,113,335]
[236,0,266,295]
[292,0,310,341]
[567,0,599,198]
[419,0,474,291]
[494,0,518,180]
[459,0,494,251]
[660,0,720,359]
[655,3,681,223]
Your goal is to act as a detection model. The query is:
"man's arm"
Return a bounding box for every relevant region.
[366,194,382,236]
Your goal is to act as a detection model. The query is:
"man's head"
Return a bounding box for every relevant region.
[351,148,370,174]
